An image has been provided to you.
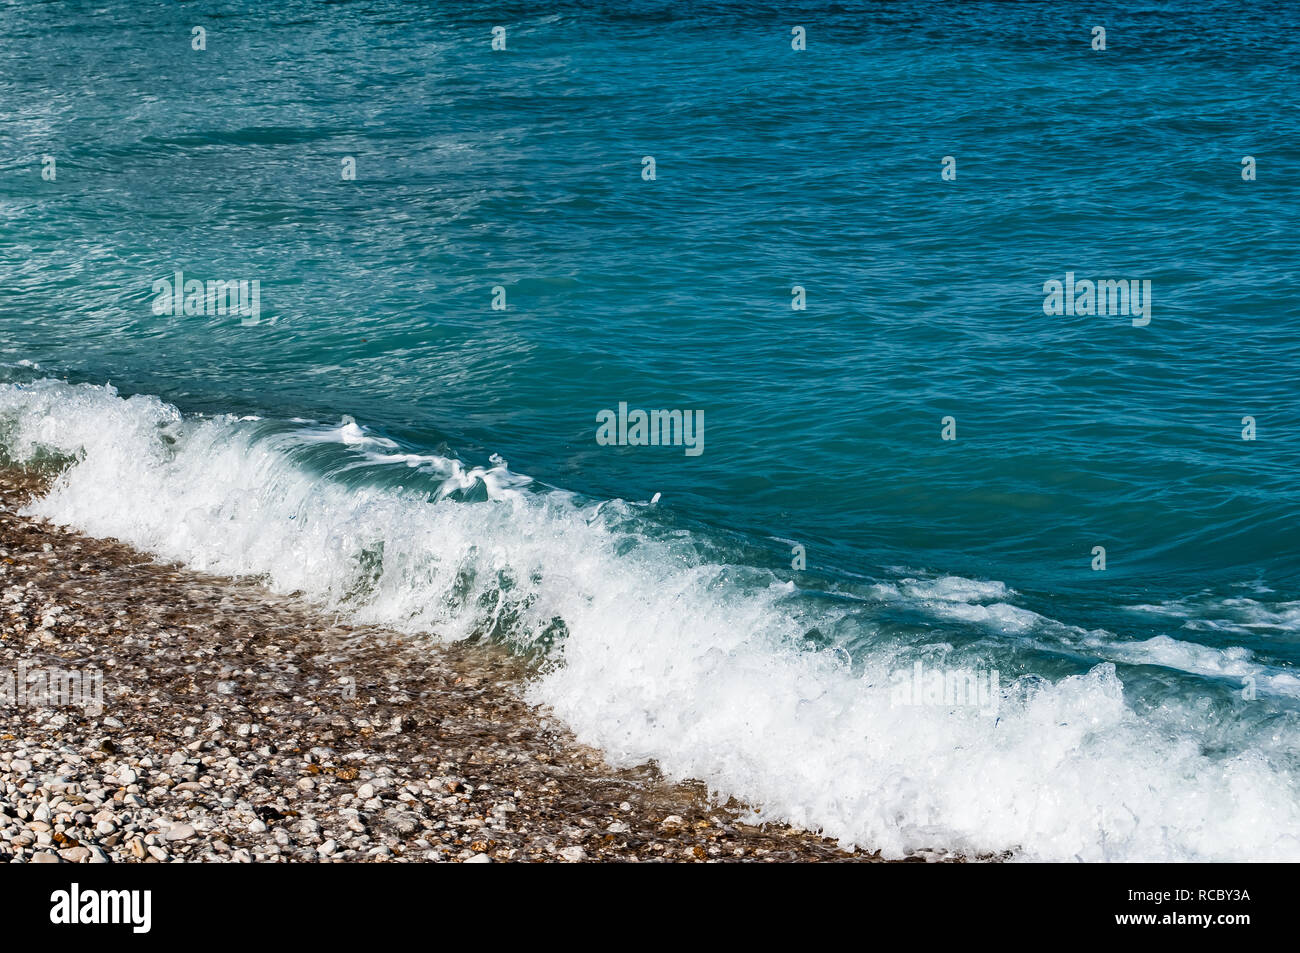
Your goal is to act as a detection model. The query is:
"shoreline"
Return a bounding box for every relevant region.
[0,465,889,863]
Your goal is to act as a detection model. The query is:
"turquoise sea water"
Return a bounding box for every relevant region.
[2,1,1298,860]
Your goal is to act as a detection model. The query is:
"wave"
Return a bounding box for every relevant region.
[2,376,1299,861]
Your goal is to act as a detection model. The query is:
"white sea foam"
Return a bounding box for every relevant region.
[1084,634,1300,698]
[871,577,1044,634]
[1127,595,1300,635]
[3,378,1299,861]
[874,578,1300,699]
[305,415,399,450]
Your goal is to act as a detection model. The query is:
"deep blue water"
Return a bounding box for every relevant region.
[2,1,1298,860]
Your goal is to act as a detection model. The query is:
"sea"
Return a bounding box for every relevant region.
[2,0,1298,861]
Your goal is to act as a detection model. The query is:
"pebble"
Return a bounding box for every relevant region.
[165,823,196,841]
